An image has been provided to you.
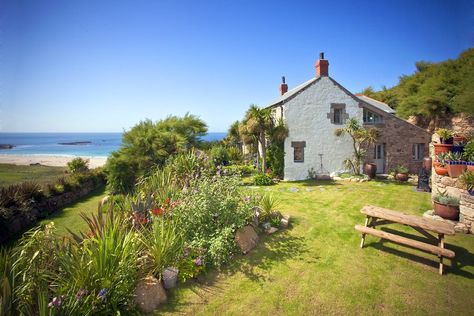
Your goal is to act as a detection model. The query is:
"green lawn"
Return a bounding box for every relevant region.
[0,163,66,187]
[38,186,106,236]
[159,180,474,315]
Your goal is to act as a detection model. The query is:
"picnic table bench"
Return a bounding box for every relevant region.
[355,205,456,275]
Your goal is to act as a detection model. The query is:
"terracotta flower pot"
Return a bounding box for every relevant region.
[467,163,474,172]
[447,162,466,178]
[434,166,448,176]
[395,173,409,182]
[433,160,440,168]
[433,143,453,155]
[433,201,459,220]
[453,136,466,144]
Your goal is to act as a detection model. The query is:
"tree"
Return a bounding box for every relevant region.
[241,105,273,173]
[106,114,207,193]
[223,120,241,147]
[335,118,379,175]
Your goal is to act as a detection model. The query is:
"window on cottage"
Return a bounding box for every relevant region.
[412,143,425,161]
[363,108,384,124]
[334,108,342,124]
[291,141,305,162]
[328,103,347,125]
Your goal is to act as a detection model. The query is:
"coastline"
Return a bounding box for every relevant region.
[0,154,107,168]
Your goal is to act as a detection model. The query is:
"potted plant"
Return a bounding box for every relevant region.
[459,170,474,196]
[394,165,409,182]
[434,128,453,155]
[432,190,460,220]
[446,151,466,178]
[434,155,449,176]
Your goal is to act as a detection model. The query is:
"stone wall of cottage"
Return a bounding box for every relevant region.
[430,137,474,234]
[364,115,432,174]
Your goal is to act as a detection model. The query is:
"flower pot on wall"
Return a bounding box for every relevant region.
[467,162,474,172]
[447,162,466,178]
[434,166,449,176]
[433,143,453,155]
[364,163,377,179]
[452,145,465,154]
[433,201,459,220]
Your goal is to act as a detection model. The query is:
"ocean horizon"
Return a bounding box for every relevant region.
[0,132,226,158]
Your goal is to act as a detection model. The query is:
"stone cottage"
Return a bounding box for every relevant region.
[266,53,432,181]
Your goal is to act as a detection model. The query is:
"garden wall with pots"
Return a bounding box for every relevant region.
[430,132,474,234]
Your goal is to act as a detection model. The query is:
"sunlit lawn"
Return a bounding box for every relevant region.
[160,180,474,315]
[38,186,106,236]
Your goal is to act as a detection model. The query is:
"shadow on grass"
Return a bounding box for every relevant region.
[365,227,474,278]
[160,225,309,313]
[287,179,341,187]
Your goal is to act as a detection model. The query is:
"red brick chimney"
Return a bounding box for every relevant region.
[280,76,288,95]
[315,52,329,77]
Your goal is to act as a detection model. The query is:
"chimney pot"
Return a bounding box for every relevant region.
[279,76,288,95]
[320,52,324,59]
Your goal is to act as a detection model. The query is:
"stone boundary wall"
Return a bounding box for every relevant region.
[430,137,474,234]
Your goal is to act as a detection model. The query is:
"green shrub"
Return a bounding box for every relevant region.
[459,170,474,190]
[106,114,207,194]
[464,140,474,161]
[67,157,89,173]
[227,146,243,164]
[172,175,255,267]
[209,145,230,166]
[266,143,285,178]
[433,191,460,206]
[222,164,255,176]
[253,173,273,186]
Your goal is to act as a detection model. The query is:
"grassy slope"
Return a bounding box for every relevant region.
[0,163,66,187]
[161,180,474,315]
[38,186,106,236]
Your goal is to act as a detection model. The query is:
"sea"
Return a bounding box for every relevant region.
[0,132,226,158]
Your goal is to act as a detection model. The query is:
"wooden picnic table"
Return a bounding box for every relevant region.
[355,205,456,275]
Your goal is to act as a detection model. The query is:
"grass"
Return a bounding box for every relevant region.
[0,163,66,187]
[38,186,106,236]
[159,179,474,315]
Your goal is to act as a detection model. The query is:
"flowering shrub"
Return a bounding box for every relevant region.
[172,175,255,267]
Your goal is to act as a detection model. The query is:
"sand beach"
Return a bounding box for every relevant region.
[0,154,107,168]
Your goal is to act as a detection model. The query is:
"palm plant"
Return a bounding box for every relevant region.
[335,118,379,175]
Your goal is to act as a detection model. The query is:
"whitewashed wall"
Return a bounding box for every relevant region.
[282,77,363,180]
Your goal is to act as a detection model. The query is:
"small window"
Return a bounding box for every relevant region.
[334,108,342,124]
[413,143,424,161]
[291,141,305,162]
[328,103,347,125]
[363,108,384,124]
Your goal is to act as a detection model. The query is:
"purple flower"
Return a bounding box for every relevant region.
[48,295,64,308]
[98,288,109,302]
[194,257,203,266]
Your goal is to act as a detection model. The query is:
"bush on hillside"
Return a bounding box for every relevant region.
[67,157,89,173]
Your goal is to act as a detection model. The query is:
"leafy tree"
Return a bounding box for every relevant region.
[106,114,207,193]
[335,118,379,175]
[67,157,89,173]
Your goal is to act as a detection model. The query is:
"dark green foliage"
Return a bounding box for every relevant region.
[363,48,474,119]
[266,143,285,178]
[106,114,207,194]
[463,140,474,162]
[66,157,89,174]
[253,173,273,186]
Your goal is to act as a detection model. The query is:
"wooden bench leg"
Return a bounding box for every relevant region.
[360,216,370,248]
[438,234,444,275]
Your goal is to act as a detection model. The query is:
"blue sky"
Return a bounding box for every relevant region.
[1,0,472,132]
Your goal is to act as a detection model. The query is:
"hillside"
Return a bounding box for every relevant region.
[361,48,474,131]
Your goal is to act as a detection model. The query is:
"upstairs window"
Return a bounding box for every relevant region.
[363,108,384,124]
[328,103,348,125]
[413,143,425,161]
[291,141,305,162]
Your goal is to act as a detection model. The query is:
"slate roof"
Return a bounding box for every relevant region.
[265,76,396,116]
[355,94,396,114]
